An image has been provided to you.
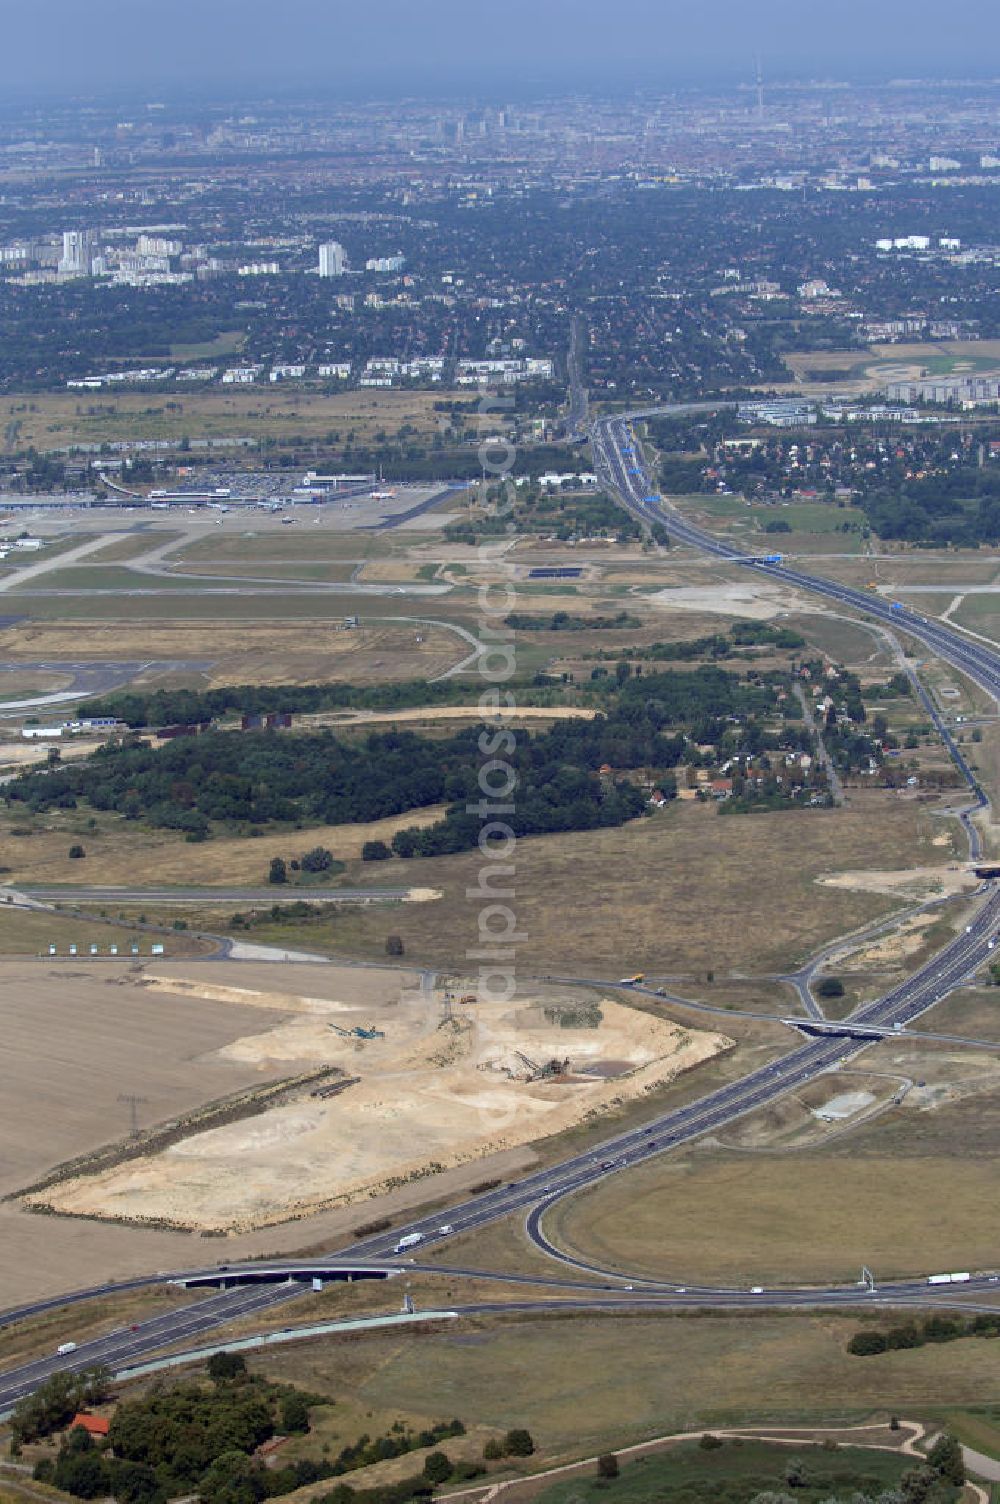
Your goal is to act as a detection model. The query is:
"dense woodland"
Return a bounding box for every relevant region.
[13,664,811,848]
[25,1357,473,1504]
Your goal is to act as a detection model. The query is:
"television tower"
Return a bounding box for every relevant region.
[754,54,765,120]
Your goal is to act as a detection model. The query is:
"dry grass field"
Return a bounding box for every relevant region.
[0,805,450,885]
[0,906,212,956]
[535,1040,1000,1286]
[1,388,457,453]
[547,1139,1000,1284]
[0,618,466,686]
[233,793,951,979]
[13,590,473,625]
[250,1311,1000,1453]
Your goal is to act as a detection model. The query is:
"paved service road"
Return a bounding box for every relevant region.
[18,885,413,905]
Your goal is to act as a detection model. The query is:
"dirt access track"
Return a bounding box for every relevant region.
[25,963,731,1234]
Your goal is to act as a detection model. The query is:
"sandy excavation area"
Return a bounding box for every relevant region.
[29,970,732,1233]
[649,581,813,620]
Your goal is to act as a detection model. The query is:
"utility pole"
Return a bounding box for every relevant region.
[118,1093,148,1138]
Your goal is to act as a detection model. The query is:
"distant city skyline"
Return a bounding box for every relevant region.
[10,0,1000,98]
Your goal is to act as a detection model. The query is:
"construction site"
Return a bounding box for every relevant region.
[20,961,733,1235]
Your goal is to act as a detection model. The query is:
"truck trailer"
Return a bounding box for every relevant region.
[394,1233,424,1253]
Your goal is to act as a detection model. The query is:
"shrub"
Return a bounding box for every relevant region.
[206,1351,247,1381]
[300,846,334,873]
[928,1432,965,1484]
[847,1330,888,1356]
[503,1430,534,1458]
[68,844,86,859]
[699,1434,724,1450]
[281,1392,311,1434]
[597,1453,619,1479]
[362,840,392,861]
[815,976,844,998]
[423,1452,452,1484]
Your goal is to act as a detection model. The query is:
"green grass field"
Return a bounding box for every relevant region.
[532,1438,912,1504]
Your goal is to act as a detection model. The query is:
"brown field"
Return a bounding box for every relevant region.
[0,804,450,885]
[1,389,459,454]
[542,1045,1000,1286]
[0,959,300,1197]
[249,1311,1000,1454]
[0,906,213,956]
[236,793,950,978]
[811,553,1000,591]
[0,619,467,687]
[547,1140,1000,1285]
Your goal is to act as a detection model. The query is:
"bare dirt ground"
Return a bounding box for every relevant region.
[27,970,731,1234]
[0,740,99,770]
[815,863,978,903]
[320,705,599,727]
[649,580,815,620]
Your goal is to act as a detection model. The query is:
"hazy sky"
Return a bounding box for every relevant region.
[6,0,1000,99]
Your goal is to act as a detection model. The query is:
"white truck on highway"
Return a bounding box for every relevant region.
[56,1341,77,1355]
[394,1233,424,1253]
[926,1272,971,1285]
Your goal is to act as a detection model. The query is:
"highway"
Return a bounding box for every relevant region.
[3,401,1000,1404]
[591,406,1000,708]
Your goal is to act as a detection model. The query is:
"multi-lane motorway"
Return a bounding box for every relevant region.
[2,402,1000,1408]
[592,405,1000,703]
